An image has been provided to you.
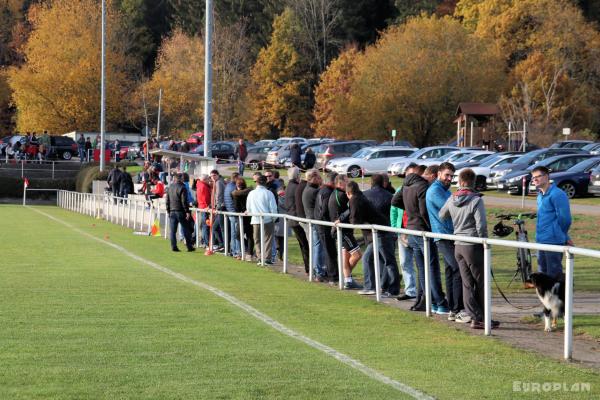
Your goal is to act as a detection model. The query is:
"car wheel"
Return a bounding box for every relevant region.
[62,151,72,160]
[348,165,361,178]
[475,175,487,191]
[249,161,259,171]
[559,182,576,199]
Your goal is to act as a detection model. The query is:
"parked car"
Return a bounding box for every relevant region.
[380,140,414,148]
[0,135,13,156]
[281,142,329,168]
[581,142,600,154]
[265,144,292,168]
[246,145,275,170]
[418,150,488,169]
[497,153,596,195]
[387,146,458,176]
[253,139,275,147]
[550,140,593,149]
[527,157,600,198]
[487,148,586,189]
[211,141,237,161]
[328,146,417,178]
[318,141,373,171]
[451,151,496,169]
[273,137,307,147]
[48,136,78,160]
[588,165,600,196]
[453,153,522,190]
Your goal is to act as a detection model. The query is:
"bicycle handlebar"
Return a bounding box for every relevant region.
[496,212,537,220]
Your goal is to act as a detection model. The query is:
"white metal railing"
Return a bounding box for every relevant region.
[27,189,600,361]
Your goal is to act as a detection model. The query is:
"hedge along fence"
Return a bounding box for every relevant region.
[0,176,75,199]
[75,162,138,193]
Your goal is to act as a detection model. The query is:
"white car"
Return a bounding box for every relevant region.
[272,137,307,146]
[328,146,417,178]
[453,153,522,189]
[387,146,458,176]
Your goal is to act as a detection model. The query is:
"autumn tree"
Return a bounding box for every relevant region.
[457,0,600,141]
[335,15,505,146]
[313,45,360,137]
[8,0,135,134]
[245,8,313,138]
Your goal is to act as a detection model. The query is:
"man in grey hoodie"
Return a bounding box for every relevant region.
[439,168,499,330]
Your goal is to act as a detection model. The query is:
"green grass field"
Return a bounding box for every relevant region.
[1,205,599,399]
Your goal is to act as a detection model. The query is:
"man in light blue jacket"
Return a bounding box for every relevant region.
[427,162,464,320]
[531,165,573,279]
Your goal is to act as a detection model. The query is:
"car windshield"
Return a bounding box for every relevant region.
[454,153,479,162]
[475,153,500,166]
[515,149,544,164]
[479,154,505,167]
[351,148,372,158]
[566,158,600,172]
[446,152,470,162]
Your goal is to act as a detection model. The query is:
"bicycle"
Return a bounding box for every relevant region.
[493,212,537,288]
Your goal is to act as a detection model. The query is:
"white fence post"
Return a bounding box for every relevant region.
[564,252,574,360]
[224,212,229,256]
[259,215,265,266]
[336,226,343,290]
[484,242,492,336]
[239,214,245,260]
[373,228,381,302]
[283,217,288,274]
[308,222,313,281]
[423,235,432,317]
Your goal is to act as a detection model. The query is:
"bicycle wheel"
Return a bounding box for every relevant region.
[517,247,532,283]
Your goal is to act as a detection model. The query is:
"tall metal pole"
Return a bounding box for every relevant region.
[203,0,213,158]
[143,91,149,160]
[156,88,162,139]
[99,0,106,171]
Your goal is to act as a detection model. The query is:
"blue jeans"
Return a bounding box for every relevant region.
[362,233,400,294]
[408,235,447,307]
[310,224,326,277]
[229,216,241,256]
[200,212,210,246]
[238,160,245,176]
[537,250,563,279]
[398,239,417,297]
[212,214,224,248]
[436,239,463,312]
[78,146,85,162]
[169,212,193,250]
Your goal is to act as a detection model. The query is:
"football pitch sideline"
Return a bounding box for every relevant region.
[0,205,597,399]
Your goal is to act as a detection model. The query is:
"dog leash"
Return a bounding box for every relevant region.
[491,269,539,310]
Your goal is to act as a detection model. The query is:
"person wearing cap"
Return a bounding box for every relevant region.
[166,173,195,252]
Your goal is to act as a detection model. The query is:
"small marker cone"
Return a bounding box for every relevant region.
[204,248,213,256]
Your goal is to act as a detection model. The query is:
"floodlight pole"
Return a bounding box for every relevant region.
[99,0,106,171]
[156,88,162,139]
[203,0,213,158]
[143,91,149,160]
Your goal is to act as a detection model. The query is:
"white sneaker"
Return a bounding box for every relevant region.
[357,289,376,295]
[455,311,472,323]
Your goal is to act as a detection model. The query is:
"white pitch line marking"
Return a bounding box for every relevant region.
[30,206,435,400]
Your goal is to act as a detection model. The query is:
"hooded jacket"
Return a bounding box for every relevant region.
[302,182,320,219]
[536,184,571,245]
[285,178,300,227]
[392,173,431,231]
[439,187,487,245]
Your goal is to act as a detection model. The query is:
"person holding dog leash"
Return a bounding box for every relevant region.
[531,165,573,280]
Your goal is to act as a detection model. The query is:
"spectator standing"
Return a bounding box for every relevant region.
[360,175,401,296]
[290,143,302,168]
[195,174,212,248]
[531,165,573,279]
[314,172,339,282]
[382,173,395,194]
[274,185,288,261]
[225,172,241,258]
[303,147,316,170]
[265,171,279,199]
[390,165,416,300]
[119,166,134,199]
[426,162,464,320]
[330,176,362,289]
[246,175,278,265]
[237,139,247,176]
[77,134,86,162]
[439,168,498,329]
[393,165,448,313]
[166,173,195,252]
[285,167,310,273]
[232,178,254,260]
[39,131,51,159]
[302,169,326,280]
[114,139,121,162]
[210,169,225,251]
[84,137,92,162]
[107,166,123,202]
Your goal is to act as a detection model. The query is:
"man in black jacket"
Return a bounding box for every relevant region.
[290,143,302,168]
[361,174,401,296]
[302,169,325,280]
[166,173,194,252]
[315,172,339,282]
[330,175,361,287]
[285,167,310,273]
[392,167,448,312]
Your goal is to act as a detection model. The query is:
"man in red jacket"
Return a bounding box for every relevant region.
[196,174,212,247]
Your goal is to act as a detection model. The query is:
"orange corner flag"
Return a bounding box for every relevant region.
[150,218,161,236]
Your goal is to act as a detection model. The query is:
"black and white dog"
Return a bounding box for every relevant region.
[529,272,565,332]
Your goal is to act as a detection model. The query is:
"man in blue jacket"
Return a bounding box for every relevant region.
[531,166,573,279]
[426,162,464,319]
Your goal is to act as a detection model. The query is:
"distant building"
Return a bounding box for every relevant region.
[62,131,144,142]
[454,103,499,150]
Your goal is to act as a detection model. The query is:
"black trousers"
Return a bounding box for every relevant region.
[169,211,193,251]
[455,244,485,322]
[317,226,338,279]
[292,225,310,273]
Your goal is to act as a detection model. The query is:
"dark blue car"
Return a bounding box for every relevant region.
[528,157,600,198]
